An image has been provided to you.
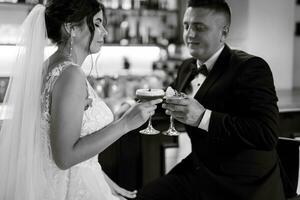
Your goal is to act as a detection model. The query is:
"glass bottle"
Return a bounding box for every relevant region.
[111,0,119,9]
[133,0,140,9]
[120,15,130,44]
[122,0,132,10]
[167,0,177,10]
[140,0,148,9]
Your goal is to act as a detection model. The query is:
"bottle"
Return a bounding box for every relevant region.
[167,0,177,10]
[120,15,130,44]
[111,14,121,43]
[159,0,167,10]
[141,27,149,44]
[140,0,148,9]
[121,0,132,10]
[158,15,169,45]
[158,32,169,46]
[111,0,119,9]
[105,24,115,43]
[102,0,112,8]
[104,11,114,43]
[151,0,159,9]
[148,0,153,9]
[133,19,142,44]
[118,0,122,9]
[123,57,131,72]
[133,0,140,9]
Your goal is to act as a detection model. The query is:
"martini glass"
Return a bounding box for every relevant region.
[162,95,186,136]
[136,88,165,135]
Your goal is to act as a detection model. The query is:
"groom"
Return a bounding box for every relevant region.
[136,0,285,199]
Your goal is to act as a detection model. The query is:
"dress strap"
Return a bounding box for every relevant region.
[45,61,78,94]
[85,79,94,99]
[46,61,92,105]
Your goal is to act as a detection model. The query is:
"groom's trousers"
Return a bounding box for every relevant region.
[136,155,207,200]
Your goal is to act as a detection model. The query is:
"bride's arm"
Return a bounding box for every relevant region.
[50,66,160,170]
[103,171,137,199]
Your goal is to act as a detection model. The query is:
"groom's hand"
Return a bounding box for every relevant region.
[162,97,206,127]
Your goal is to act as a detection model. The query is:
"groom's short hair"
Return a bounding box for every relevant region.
[187,0,231,27]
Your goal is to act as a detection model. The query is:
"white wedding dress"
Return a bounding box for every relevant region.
[40,61,119,200]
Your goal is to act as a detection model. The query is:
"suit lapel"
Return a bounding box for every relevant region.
[194,45,231,101]
[178,59,197,92]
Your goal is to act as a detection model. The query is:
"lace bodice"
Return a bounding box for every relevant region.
[40,61,116,200]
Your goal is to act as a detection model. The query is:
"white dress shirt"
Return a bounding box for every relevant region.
[187,45,224,132]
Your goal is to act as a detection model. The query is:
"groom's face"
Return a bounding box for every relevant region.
[183,7,228,62]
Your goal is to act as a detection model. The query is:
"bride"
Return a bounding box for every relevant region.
[0,0,161,200]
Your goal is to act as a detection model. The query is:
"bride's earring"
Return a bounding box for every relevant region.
[70,30,75,57]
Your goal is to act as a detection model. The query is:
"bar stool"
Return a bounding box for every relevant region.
[277,137,300,200]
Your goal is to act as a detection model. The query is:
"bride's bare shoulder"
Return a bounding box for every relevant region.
[50,63,86,98]
[57,64,85,85]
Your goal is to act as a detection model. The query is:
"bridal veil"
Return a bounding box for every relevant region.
[0,5,49,200]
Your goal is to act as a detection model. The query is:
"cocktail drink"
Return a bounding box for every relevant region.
[163,87,186,136]
[136,88,165,101]
[136,89,165,135]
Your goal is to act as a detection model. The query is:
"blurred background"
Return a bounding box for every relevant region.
[1,0,300,192]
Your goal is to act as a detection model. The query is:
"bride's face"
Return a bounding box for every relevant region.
[89,11,107,53]
[76,10,107,54]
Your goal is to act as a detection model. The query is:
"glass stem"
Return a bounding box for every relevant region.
[148,116,153,127]
[170,116,174,128]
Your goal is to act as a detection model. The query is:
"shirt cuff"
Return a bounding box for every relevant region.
[198,109,212,132]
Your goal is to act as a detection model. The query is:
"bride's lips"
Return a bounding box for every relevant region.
[97,41,104,45]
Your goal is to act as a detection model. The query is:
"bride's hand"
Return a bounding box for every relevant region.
[112,185,137,199]
[103,172,137,199]
[121,98,162,133]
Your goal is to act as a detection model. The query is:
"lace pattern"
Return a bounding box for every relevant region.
[40,61,116,200]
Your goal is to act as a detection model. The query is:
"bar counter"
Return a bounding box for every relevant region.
[278,89,300,113]
[277,89,300,138]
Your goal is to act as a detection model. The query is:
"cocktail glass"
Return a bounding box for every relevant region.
[136,88,165,135]
[162,93,187,136]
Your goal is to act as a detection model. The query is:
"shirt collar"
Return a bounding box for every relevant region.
[196,45,225,73]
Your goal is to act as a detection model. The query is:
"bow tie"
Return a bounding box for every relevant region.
[184,63,209,94]
[192,64,209,77]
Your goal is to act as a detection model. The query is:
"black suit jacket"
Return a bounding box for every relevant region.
[170,45,285,200]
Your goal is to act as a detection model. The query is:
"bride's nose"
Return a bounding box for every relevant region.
[100,24,108,37]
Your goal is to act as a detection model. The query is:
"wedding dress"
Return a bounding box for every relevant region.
[40,61,119,200]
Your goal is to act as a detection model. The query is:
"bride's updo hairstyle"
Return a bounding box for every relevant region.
[45,0,106,48]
